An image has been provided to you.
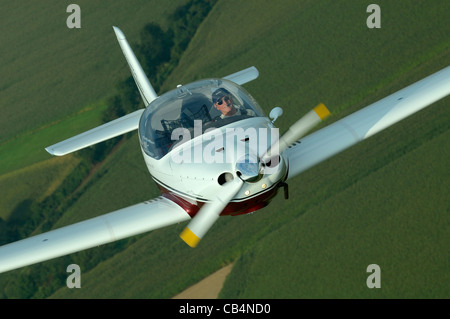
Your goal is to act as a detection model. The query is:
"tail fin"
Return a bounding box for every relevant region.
[223,66,259,85]
[113,26,158,106]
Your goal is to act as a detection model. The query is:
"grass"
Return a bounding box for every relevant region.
[0,155,79,221]
[0,0,448,299]
[0,101,107,176]
[0,0,189,142]
[51,134,157,229]
[221,128,450,298]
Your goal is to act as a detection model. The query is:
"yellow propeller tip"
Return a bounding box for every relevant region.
[313,103,331,120]
[180,227,200,248]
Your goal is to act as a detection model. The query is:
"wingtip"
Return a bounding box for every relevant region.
[45,146,65,156]
[45,147,55,156]
[251,66,260,79]
[112,26,125,40]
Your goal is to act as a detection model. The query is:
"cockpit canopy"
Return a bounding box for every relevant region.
[139,79,265,159]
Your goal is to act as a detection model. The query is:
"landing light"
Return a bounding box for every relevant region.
[269,107,283,123]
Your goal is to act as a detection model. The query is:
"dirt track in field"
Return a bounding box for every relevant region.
[172,263,234,299]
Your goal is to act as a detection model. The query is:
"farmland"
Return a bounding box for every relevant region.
[0,0,449,299]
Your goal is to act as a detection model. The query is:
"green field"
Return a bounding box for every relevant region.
[0,0,188,143]
[0,0,449,299]
[0,155,79,221]
[0,101,107,176]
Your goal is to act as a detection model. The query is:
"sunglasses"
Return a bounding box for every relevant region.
[216,96,231,106]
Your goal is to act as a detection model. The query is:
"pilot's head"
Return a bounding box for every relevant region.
[212,88,236,116]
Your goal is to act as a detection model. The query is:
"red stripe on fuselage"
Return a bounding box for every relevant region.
[156,183,280,217]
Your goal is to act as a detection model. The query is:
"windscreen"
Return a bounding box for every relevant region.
[138,79,265,159]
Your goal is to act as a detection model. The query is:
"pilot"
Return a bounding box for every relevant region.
[212,88,255,119]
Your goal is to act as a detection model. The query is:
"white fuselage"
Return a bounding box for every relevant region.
[141,117,287,208]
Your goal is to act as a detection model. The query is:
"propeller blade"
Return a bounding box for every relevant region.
[264,103,330,158]
[180,177,244,247]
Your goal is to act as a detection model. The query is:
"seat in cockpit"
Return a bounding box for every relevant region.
[180,94,213,128]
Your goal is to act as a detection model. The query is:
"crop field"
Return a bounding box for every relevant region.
[0,155,79,221]
[0,101,107,176]
[0,0,188,142]
[0,0,448,299]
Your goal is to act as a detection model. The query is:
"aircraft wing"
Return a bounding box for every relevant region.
[284,66,450,180]
[45,108,145,156]
[0,196,190,274]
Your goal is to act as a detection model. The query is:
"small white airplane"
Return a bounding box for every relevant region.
[0,26,449,274]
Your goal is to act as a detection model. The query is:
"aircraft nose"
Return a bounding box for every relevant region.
[236,154,260,182]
